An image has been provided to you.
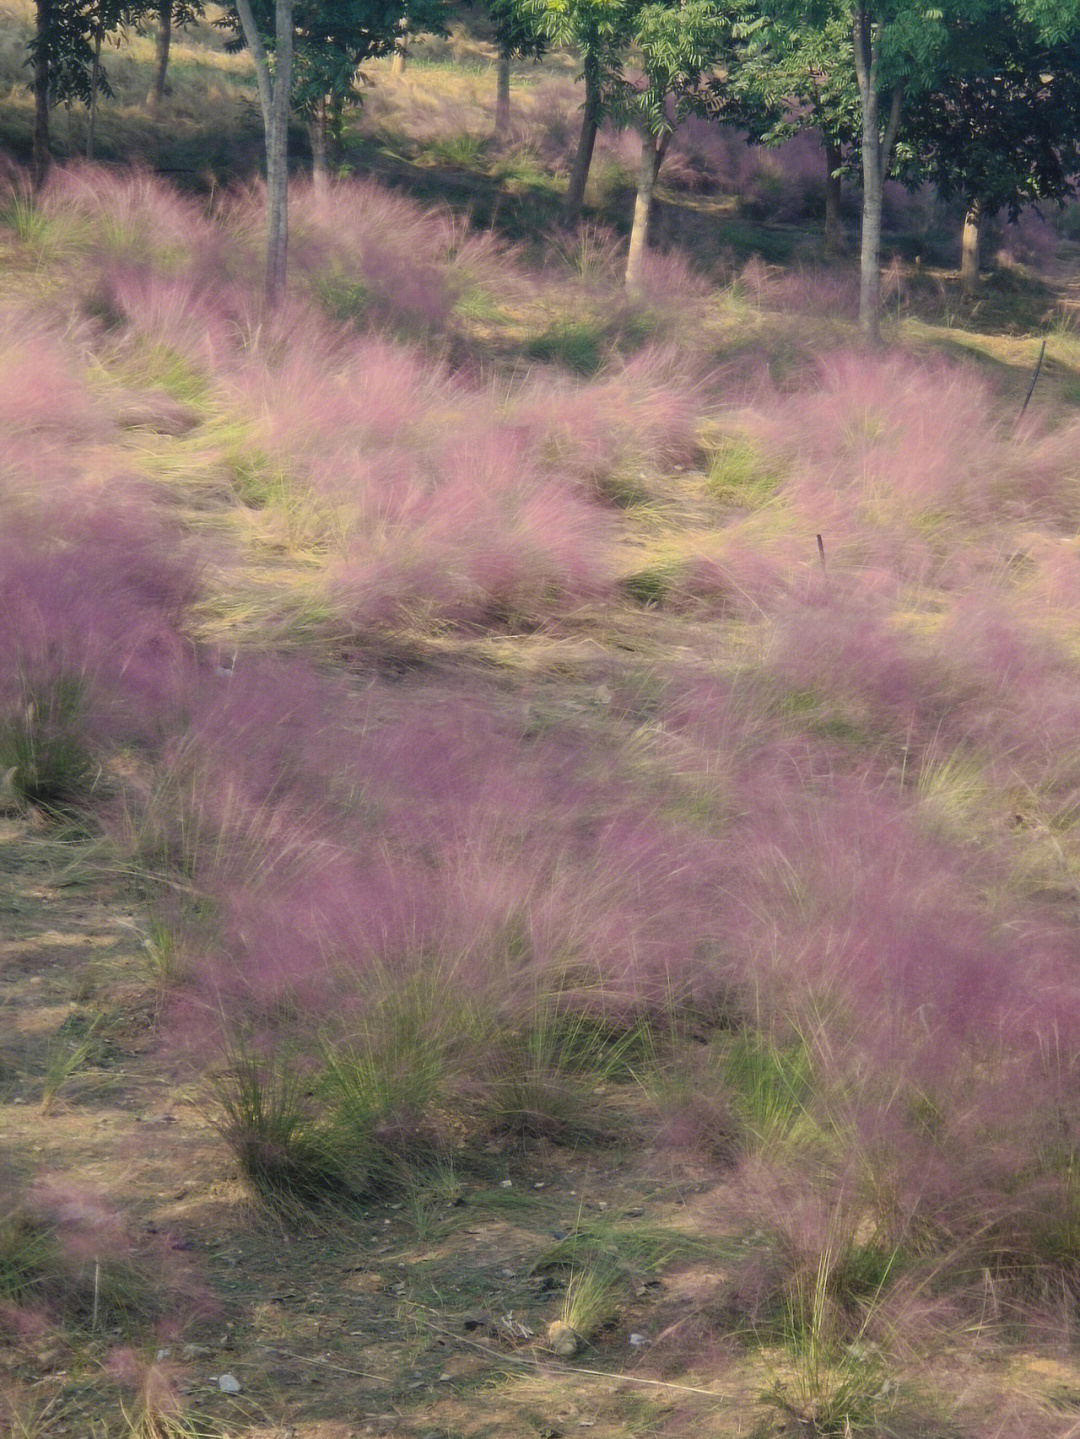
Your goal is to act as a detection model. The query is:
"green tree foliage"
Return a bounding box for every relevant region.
[904,14,1080,288]
[28,0,136,184]
[730,5,860,255]
[905,17,1080,221]
[762,0,1022,337]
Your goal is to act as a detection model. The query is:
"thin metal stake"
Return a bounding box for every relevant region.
[92,1258,100,1331]
[1019,338,1047,420]
[816,533,826,570]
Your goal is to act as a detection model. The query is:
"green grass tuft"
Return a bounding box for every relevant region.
[1,676,98,813]
[524,320,608,375]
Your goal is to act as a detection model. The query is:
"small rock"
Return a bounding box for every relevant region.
[538,1428,563,1439]
[461,1310,491,1332]
[629,1333,647,1348]
[547,1321,581,1359]
[180,1344,211,1361]
[218,1373,242,1394]
[625,1206,645,1217]
[500,1179,513,1189]
[155,1348,172,1362]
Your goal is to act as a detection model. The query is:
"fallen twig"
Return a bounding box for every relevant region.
[407,1305,727,1401]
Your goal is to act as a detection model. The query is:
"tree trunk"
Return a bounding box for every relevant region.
[234,0,294,304]
[823,138,845,260]
[564,55,600,223]
[625,129,665,290]
[853,4,901,342]
[495,42,511,138]
[32,0,52,191]
[310,95,329,198]
[858,118,883,339]
[391,26,408,77]
[87,26,102,160]
[265,0,293,302]
[329,92,344,162]
[960,199,981,295]
[148,0,172,109]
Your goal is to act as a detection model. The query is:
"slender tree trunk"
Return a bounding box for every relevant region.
[265,0,293,302]
[87,26,102,160]
[148,0,172,109]
[823,138,845,260]
[495,42,511,138]
[234,0,294,304]
[853,3,901,342]
[960,198,981,295]
[32,0,52,191]
[329,92,344,162]
[858,112,883,338]
[564,54,600,223]
[625,128,667,290]
[310,94,329,198]
[391,23,408,77]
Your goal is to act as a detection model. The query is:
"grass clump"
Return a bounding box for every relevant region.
[761,1246,897,1437]
[0,677,97,813]
[212,1045,352,1209]
[560,1258,622,1342]
[0,1177,167,1332]
[621,565,677,608]
[524,320,608,375]
[482,998,652,1146]
[313,271,374,329]
[40,1011,106,1113]
[215,977,474,1209]
[703,437,779,507]
[722,1030,820,1155]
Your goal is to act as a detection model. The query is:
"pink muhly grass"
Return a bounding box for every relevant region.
[0,316,109,443]
[633,246,711,305]
[509,343,702,494]
[742,350,1015,530]
[147,667,755,1027]
[0,500,197,751]
[332,426,613,628]
[1,1173,203,1332]
[765,572,949,737]
[87,264,253,375]
[236,328,450,463]
[288,178,506,334]
[227,331,619,629]
[736,259,860,320]
[996,207,1061,272]
[662,123,832,219]
[41,163,220,268]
